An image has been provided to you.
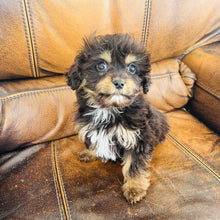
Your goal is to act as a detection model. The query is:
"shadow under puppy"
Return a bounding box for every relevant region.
[66,33,169,204]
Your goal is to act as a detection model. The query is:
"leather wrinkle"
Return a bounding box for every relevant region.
[20,0,39,78]
[0,86,71,102]
[51,141,72,220]
[168,134,220,182]
[141,0,152,47]
[39,68,65,75]
[212,139,220,153]
[151,72,186,109]
[0,101,4,133]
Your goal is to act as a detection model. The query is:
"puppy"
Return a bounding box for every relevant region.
[66,33,169,204]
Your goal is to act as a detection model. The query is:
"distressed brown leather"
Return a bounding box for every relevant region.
[0,0,220,219]
[183,42,220,133]
[0,76,78,153]
[0,0,146,79]
[147,59,196,112]
[1,0,220,79]
[0,110,219,219]
[147,0,220,62]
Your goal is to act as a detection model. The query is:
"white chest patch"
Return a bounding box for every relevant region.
[78,107,140,161]
[83,107,121,126]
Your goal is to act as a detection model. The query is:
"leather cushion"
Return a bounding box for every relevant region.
[0,0,220,80]
[0,60,195,152]
[0,76,77,153]
[183,42,220,134]
[0,110,219,219]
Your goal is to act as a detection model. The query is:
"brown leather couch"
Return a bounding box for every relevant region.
[0,0,220,219]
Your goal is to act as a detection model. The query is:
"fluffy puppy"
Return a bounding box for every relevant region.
[66,33,169,204]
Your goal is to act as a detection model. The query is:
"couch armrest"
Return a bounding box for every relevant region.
[183,42,220,134]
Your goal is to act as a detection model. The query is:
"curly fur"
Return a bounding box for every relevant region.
[66,33,169,204]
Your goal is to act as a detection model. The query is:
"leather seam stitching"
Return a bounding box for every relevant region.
[196,81,220,99]
[167,134,220,182]
[21,0,39,78]
[20,0,36,78]
[141,0,147,45]
[25,0,40,77]
[151,72,180,79]
[0,86,71,102]
[141,0,152,47]
[51,141,65,219]
[51,141,72,220]
[180,43,206,60]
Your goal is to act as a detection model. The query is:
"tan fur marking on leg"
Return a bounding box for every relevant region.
[122,153,151,204]
[122,153,133,178]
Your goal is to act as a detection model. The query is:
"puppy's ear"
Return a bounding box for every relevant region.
[66,54,85,90]
[142,75,151,94]
[142,55,151,94]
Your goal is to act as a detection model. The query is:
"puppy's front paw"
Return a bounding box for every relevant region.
[79,148,97,162]
[122,184,147,204]
[122,176,150,204]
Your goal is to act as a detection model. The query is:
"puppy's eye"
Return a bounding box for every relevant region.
[126,63,136,74]
[96,61,108,72]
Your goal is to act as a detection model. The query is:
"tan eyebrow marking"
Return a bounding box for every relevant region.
[98,50,112,63]
[125,54,137,64]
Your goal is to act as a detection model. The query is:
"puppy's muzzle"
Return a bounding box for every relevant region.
[113,79,125,90]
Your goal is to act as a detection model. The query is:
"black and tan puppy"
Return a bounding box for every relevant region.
[66,34,169,204]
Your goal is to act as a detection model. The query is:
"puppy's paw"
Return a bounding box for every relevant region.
[122,184,147,204]
[122,176,150,204]
[79,148,97,162]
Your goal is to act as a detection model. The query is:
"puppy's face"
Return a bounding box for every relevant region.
[66,34,151,108]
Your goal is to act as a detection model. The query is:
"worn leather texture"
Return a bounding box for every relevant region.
[183,42,220,133]
[147,59,196,112]
[0,110,219,219]
[1,0,220,80]
[0,76,76,152]
[0,0,220,219]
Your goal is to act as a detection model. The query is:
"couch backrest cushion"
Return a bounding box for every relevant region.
[0,0,220,80]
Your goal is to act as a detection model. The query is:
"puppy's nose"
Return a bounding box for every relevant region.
[113,79,125,90]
